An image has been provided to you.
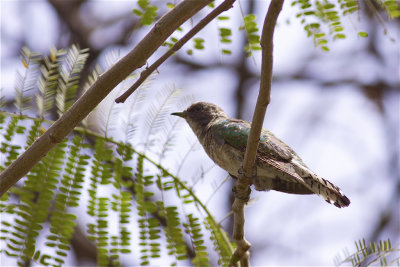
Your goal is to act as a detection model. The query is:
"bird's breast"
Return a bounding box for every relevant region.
[199,131,243,177]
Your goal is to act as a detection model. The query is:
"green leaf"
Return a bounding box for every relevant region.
[218,16,229,20]
[334,26,344,32]
[138,0,148,9]
[219,28,231,37]
[390,10,400,18]
[358,32,368,37]
[221,38,232,44]
[345,1,358,8]
[334,33,346,39]
[303,11,315,16]
[141,6,158,26]
[193,38,205,50]
[243,14,256,22]
[248,34,260,43]
[324,3,335,9]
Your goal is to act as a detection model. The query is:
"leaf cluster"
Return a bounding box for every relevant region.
[378,0,400,19]
[13,45,89,118]
[0,46,233,266]
[334,238,400,267]
[292,0,359,51]
[292,0,399,51]
[240,14,262,56]
[133,0,158,26]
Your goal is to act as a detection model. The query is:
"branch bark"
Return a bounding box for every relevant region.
[229,0,284,265]
[0,0,213,196]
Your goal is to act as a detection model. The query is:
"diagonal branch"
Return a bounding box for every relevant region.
[116,0,236,103]
[229,0,285,266]
[0,0,213,197]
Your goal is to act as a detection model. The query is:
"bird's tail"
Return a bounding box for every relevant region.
[293,162,350,208]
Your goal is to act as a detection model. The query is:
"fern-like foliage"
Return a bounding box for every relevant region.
[291,0,400,51]
[2,135,67,266]
[377,0,400,19]
[86,137,114,266]
[36,47,66,118]
[239,14,262,56]
[0,46,233,266]
[14,47,42,115]
[133,0,158,26]
[142,86,182,153]
[291,0,358,51]
[334,239,400,266]
[44,135,89,265]
[217,15,233,55]
[56,45,89,117]
[158,202,188,263]
[185,213,210,266]
[110,143,135,264]
[204,216,234,265]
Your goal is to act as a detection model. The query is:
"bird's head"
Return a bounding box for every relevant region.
[171,102,227,131]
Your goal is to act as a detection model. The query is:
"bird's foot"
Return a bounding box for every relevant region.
[232,185,251,202]
[230,166,254,202]
[237,165,257,184]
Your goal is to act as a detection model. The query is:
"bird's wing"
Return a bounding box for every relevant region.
[211,118,306,184]
[211,119,293,162]
[211,119,350,207]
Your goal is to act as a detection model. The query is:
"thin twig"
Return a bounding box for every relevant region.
[0,0,213,197]
[229,0,285,266]
[115,0,236,103]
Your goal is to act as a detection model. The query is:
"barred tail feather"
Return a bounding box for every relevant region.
[303,174,350,208]
[293,163,350,208]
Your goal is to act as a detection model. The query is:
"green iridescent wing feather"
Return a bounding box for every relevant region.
[212,118,315,195]
[211,119,293,162]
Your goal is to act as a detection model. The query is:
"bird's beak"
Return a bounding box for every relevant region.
[171,111,186,118]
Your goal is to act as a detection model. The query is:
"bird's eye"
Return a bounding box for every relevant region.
[193,105,202,112]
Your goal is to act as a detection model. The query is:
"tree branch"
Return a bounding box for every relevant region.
[243,0,284,178]
[229,0,284,265]
[116,0,236,103]
[0,0,213,197]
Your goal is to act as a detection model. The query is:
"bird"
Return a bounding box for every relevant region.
[171,102,350,208]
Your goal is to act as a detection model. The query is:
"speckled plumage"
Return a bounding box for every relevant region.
[172,102,350,208]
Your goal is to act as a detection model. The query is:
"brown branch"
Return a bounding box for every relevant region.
[243,0,284,178]
[116,0,236,103]
[0,0,213,197]
[229,0,285,266]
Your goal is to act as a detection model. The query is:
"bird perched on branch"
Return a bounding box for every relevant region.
[171,102,350,208]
